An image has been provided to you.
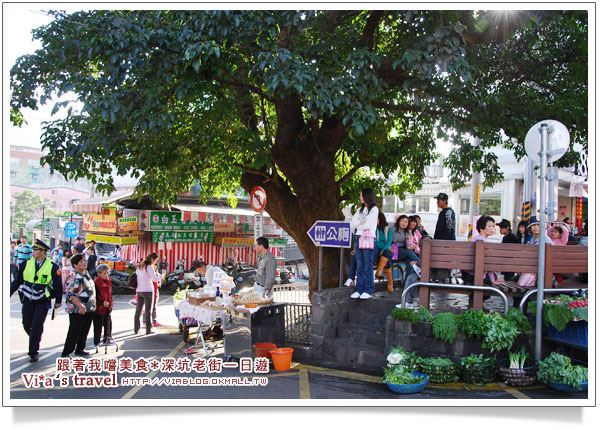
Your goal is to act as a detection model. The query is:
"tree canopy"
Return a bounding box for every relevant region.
[11,9,588,290]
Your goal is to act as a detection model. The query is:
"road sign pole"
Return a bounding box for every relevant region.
[339,247,344,288]
[535,124,549,361]
[318,246,323,292]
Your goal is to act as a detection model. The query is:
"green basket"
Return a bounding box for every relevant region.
[459,361,498,384]
[419,361,459,383]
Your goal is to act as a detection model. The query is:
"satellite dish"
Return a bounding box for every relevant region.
[524,120,570,164]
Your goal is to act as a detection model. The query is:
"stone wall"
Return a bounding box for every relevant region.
[309,287,357,360]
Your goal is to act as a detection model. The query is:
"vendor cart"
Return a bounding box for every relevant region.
[223,303,285,361]
[175,297,225,356]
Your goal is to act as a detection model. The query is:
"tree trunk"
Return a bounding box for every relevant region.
[240,114,350,298]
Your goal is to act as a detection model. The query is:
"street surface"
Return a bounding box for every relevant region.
[7,290,588,403]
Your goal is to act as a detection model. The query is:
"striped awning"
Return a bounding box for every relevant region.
[71,190,135,213]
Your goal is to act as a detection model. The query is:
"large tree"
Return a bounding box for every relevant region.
[11,10,587,292]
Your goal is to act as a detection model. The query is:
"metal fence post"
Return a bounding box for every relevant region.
[338,247,344,288]
[318,246,323,292]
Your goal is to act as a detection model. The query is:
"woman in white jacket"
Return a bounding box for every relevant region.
[134,253,165,335]
[349,188,379,299]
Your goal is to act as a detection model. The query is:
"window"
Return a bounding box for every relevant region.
[10,170,17,179]
[51,190,58,195]
[28,158,40,167]
[418,198,430,212]
[31,172,39,180]
[460,198,470,214]
[479,197,501,216]
[382,196,398,213]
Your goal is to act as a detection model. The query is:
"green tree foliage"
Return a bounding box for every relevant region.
[11,190,56,237]
[10,10,587,291]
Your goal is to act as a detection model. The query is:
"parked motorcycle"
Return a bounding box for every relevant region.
[276,265,295,284]
[109,269,135,293]
[163,259,204,291]
[222,261,256,291]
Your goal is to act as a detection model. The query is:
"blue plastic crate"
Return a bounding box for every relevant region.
[547,320,588,350]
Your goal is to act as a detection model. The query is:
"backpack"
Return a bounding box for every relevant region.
[128,273,137,288]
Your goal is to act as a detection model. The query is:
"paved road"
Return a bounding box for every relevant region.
[7,292,589,403]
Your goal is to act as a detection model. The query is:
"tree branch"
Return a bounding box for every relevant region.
[363,11,384,50]
[336,164,363,187]
[213,76,275,103]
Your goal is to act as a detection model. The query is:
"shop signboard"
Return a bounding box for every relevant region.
[118,216,139,232]
[85,233,138,245]
[214,237,255,247]
[213,222,236,233]
[269,238,288,248]
[65,222,78,238]
[152,231,215,243]
[148,211,213,231]
[82,207,117,233]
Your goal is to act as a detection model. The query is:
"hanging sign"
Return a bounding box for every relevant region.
[82,207,117,233]
[214,237,255,247]
[118,216,139,232]
[213,222,236,233]
[250,186,267,212]
[151,231,215,243]
[85,233,138,245]
[148,211,213,231]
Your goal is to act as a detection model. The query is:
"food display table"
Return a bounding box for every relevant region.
[176,301,226,356]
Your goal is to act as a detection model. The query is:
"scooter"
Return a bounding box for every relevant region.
[276,266,295,284]
[109,269,135,293]
[227,261,256,291]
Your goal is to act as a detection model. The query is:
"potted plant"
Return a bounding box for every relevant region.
[383,365,430,394]
[498,346,538,387]
[537,352,588,392]
[458,354,497,384]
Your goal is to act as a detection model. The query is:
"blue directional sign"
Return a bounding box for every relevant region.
[307,220,352,248]
[65,222,78,238]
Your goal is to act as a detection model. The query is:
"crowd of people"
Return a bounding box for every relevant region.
[344,189,588,304]
[9,235,170,363]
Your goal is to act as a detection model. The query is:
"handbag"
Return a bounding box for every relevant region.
[358,230,374,249]
[391,243,399,260]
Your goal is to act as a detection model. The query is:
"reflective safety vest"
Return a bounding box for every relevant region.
[22,258,54,302]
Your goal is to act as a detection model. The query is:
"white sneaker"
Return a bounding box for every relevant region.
[344,279,354,287]
[413,264,422,277]
[350,292,360,299]
[359,293,372,299]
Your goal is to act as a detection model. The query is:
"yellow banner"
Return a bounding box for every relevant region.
[86,234,138,245]
[474,184,481,205]
[213,222,236,233]
[215,237,255,247]
[83,207,117,233]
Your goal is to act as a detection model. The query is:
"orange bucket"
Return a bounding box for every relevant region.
[253,342,277,358]
[269,347,294,371]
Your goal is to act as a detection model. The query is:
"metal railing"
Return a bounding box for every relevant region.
[400,282,509,314]
[272,284,310,304]
[284,303,312,345]
[519,288,588,314]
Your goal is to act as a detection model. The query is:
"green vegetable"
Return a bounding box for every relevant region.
[504,308,531,333]
[432,313,459,343]
[459,309,488,338]
[459,353,495,368]
[416,306,433,322]
[383,365,427,385]
[419,357,459,383]
[482,313,519,352]
[537,352,588,389]
[529,294,589,331]
[391,307,418,323]
[508,346,529,369]
[173,286,191,301]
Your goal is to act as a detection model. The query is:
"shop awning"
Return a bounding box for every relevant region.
[71,190,135,213]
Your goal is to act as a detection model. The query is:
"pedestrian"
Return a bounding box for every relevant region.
[50,244,64,261]
[461,215,506,287]
[497,219,518,243]
[151,262,163,327]
[515,220,530,244]
[92,264,113,347]
[526,218,551,246]
[134,253,164,335]
[349,188,379,299]
[61,249,73,292]
[86,246,98,278]
[61,253,96,357]
[433,193,456,240]
[10,239,63,362]
[50,250,60,265]
[374,212,394,293]
[16,236,33,266]
[392,215,420,281]
[10,241,18,282]
[253,237,277,298]
[408,215,423,255]
[74,237,85,254]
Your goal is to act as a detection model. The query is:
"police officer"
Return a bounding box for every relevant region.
[10,239,62,363]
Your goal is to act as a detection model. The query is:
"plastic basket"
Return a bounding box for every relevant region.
[497,358,538,387]
[546,380,588,393]
[384,372,430,394]
[459,360,498,384]
[547,320,588,349]
[418,361,459,383]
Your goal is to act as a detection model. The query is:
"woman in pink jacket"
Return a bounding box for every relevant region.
[134,253,164,335]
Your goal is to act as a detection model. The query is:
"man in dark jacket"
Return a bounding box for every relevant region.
[433,193,456,240]
[10,239,63,362]
[497,219,518,243]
